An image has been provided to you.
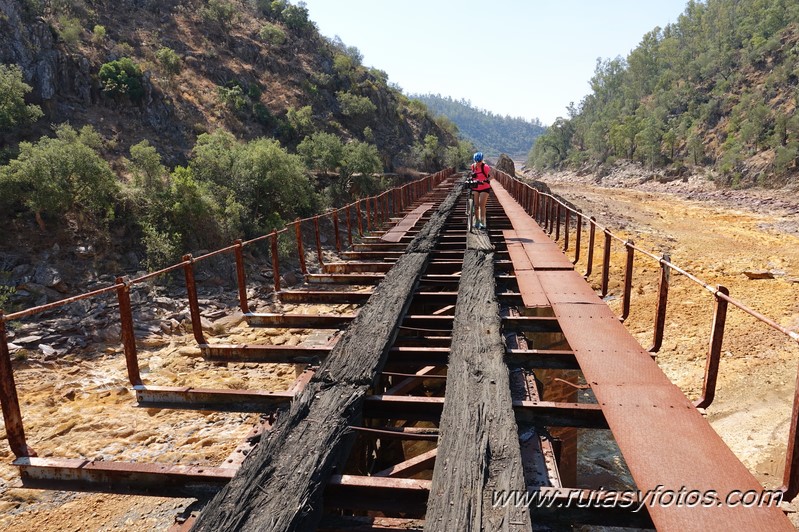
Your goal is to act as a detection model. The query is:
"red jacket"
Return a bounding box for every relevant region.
[471,162,491,192]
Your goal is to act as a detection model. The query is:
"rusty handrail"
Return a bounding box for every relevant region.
[494,169,799,501]
[0,167,454,464]
[493,170,799,346]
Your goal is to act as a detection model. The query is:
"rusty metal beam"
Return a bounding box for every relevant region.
[134,385,294,412]
[246,313,356,328]
[201,343,331,364]
[14,457,234,497]
[513,400,608,429]
[0,313,33,458]
[694,285,730,409]
[373,448,437,478]
[504,349,579,370]
[305,273,386,284]
[324,475,430,517]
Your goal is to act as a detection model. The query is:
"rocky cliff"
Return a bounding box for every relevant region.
[0,0,455,167]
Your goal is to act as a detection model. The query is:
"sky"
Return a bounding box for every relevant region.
[298,0,690,126]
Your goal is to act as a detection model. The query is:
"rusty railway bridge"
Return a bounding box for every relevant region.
[1,169,799,530]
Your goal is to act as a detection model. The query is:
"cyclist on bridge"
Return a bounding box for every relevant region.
[470,152,491,230]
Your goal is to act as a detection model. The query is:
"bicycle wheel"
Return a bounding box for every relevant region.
[466,195,474,233]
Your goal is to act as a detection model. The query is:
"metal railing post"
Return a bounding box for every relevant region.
[585,217,597,278]
[564,209,571,251]
[345,205,353,247]
[365,198,372,232]
[621,240,635,322]
[313,216,324,268]
[116,277,143,386]
[601,229,612,297]
[0,313,33,458]
[234,239,250,314]
[555,202,561,241]
[271,231,281,293]
[295,220,307,275]
[333,210,341,252]
[694,285,730,409]
[574,213,582,264]
[182,254,207,345]
[782,367,799,501]
[648,254,671,353]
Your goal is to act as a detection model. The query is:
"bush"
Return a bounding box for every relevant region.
[297,132,344,175]
[57,16,82,46]
[217,84,248,111]
[286,105,313,137]
[337,91,377,117]
[259,23,286,45]
[98,57,145,102]
[189,131,319,234]
[91,24,106,44]
[202,0,236,27]
[140,222,182,271]
[280,3,313,32]
[0,124,118,230]
[128,140,166,189]
[0,64,43,132]
[156,47,181,78]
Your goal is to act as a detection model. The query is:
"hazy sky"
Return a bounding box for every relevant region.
[299,0,690,125]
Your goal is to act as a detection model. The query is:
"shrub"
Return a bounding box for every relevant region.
[259,23,286,45]
[286,105,313,137]
[57,16,82,46]
[129,140,166,189]
[0,124,118,230]
[281,3,313,32]
[91,24,106,44]
[0,64,43,132]
[140,222,182,270]
[98,57,145,102]
[337,91,376,117]
[201,0,236,27]
[217,84,247,111]
[155,47,181,78]
[297,132,344,175]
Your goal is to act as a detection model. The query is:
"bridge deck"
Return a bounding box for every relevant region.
[492,180,793,531]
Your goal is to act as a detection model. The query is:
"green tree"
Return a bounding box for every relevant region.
[0,64,43,132]
[297,132,344,175]
[129,140,166,189]
[201,0,236,28]
[98,58,145,102]
[91,25,106,44]
[286,105,313,137]
[0,124,118,230]
[189,130,239,186]
[340,141,382,182]
[231,138,317,230]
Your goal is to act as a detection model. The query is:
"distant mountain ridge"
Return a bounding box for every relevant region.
[412,93,546,159]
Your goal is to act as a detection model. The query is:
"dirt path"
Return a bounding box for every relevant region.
[534,169,799,518]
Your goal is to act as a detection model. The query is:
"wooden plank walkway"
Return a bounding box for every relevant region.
[191,187,461,531]
[381,202,434,242]
[491,180,793,531]
[425,231,531,531]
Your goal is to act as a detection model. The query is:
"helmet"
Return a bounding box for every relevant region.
[473,152,483,163]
